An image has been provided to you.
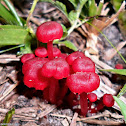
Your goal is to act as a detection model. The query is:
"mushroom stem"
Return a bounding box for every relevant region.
[49,78,59,104]
[43,87,49,102]
[47,41,53,60]
[57,84,68,106]
[80,92,88,116]
[88,100,105,113]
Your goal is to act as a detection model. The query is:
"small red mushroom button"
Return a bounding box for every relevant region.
[88,93,97,102]
[35,47,48,58]
[103,94,114,107]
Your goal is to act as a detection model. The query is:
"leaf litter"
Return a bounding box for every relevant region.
[0,0,126,125]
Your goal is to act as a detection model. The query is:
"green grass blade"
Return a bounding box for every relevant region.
[113,96,126,123]
[3,108,15,126]
[117,84,126,98]
[3,0,23,26]
[100,69,126,76]
[0,3,18,25]
[0,44,24,54]
[97,0,104,15]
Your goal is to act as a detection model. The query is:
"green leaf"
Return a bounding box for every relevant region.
[55,1,68,17]
[117,84,126,98]
[0,25,32,46]
[54,40,78,51]
[68,10,78,24]
[3,0,23,26]
[68,0,79,8]
[88,0,97,16]
[61,24,68,38]
[100,69,126,76]
[0,3,19,25]
[113,96,126,123]
[40,0,68,18]
[3,108,15,125]
[79,0,88,5]
[97,0,104,15]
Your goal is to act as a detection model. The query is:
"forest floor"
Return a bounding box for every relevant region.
[0,0,126,126]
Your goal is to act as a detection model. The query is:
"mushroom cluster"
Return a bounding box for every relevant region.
[21,21,114,116]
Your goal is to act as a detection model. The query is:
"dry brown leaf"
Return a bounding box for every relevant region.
[104,41,126,61]
[80,1,125,54]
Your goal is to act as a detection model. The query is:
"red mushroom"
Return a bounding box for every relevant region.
[22,57,49,74]
[115,64,123,69]
[66,51,85,65]
[41,58,70,79]
[89,94,114,113]
[21,53,35,63]
[88,93,97,102]
[103,94,114,107]
[36,21,63,60]
[23,57,49,90]
[41,58,70,104]
[35,47,48,57]
[53,47,61,57]
[66,72,100,116]
[66,72,100,94]
[72,57,95,73]
[58,53,68,60]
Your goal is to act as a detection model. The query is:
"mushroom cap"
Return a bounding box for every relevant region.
[72,57,95,73]
[22,57,49,74]
[66,51,86,65]
[53,47,61,57]
[66,72,100,94]
[58,53,68,60]
[24,70,49,90]
[36,21,63,43]
[21,53,35,63]
[35,47,48,57]
[115,64,123,69]
[23,57,49,90]
[88,93,97,102]
[41,58,70,79]
[103,94,114,107]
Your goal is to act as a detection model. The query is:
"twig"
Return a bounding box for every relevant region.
[70,112,78,126]
[0,83,18,102]
[38,105,56,118]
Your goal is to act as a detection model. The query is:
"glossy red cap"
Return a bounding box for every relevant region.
[36,21,63,43]
[66,72,100,94]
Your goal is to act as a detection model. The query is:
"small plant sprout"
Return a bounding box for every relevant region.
[36,21,63,60]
